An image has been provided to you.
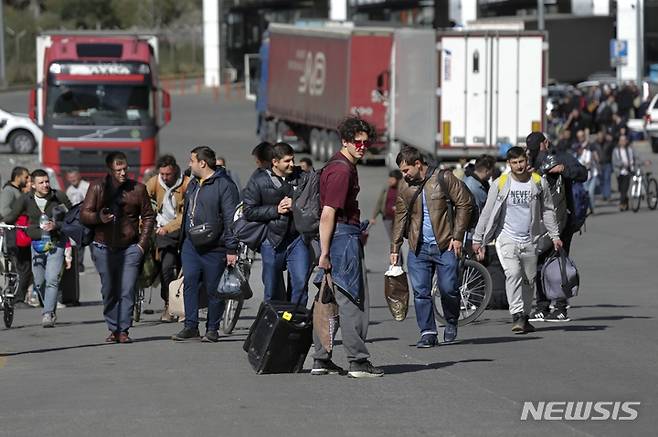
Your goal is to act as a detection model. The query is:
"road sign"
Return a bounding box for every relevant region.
[610,39,628,67]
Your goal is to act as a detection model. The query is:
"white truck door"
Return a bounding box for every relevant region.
[516,36,543,143]
[439,36,466,147]
[464,36,488,147]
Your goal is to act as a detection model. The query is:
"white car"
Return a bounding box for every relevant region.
[645,94,658,154]
[0,107,41,154]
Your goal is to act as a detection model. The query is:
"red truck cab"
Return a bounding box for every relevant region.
[29,32,171,188]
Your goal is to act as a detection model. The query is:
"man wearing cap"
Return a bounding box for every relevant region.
[525,131,587,323]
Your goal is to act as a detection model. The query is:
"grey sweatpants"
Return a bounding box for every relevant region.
[495,233,538,316]
[312,280,370,364]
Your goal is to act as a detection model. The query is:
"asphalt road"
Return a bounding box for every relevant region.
[1,89,657,437]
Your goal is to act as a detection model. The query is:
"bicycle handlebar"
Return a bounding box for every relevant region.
[0,223,28,230]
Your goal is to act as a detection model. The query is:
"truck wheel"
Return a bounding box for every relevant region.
[651,137,658,154]
[327,131,340,160]
[310,129,320,160]
[319,130,329,162]
[9,130,36,154]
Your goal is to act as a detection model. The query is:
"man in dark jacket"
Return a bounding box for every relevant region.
[0,166,33,308]
[243,142,310,305]
[5,169,72,327]
[81,152,155,343]
[525,132,587,323]
[172,146,239,343]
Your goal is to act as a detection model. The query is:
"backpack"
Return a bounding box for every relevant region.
[231,201,268,251]
[541,248,580,300]
[569,181,589,232]
[61,202,94,247]
[291,159,351,237]
[437,170,480,232]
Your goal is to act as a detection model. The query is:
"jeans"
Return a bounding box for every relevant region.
[260,235,310,306]
[91,243,143,333]
[495,234,537,316]
[10,245,33,303]
[584,176,597,211]
[31,246,65,316]
[599,163,613,200]
[181,239,227,332]
[406,242,459,335]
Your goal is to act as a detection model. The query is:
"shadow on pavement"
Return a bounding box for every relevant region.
[381,358,494,375]
[573,315,651,321]
[535,324,608,332]
[334,337,399,347]
[570,304,637,309]
[1,335,171,357]
[453,336,542,345]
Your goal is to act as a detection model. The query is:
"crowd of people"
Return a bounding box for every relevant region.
[0,104,648,377]
[546,82,650,211]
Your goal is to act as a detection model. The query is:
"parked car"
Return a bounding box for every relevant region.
[0,107,41,154]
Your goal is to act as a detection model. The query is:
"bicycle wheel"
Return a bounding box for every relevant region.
[646,178,658,210]
[133,289,143,322]
[630,180,642,212]
[3,298,14,328]
[222,297,244,334]
[433,259,493,327]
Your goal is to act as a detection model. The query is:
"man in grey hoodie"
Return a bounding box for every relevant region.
[472,147,562,334]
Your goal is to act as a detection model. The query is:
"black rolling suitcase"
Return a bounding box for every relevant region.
[243,300,313,374]
[60,247,80,306]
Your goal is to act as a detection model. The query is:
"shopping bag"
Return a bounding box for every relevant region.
[168,271,185,317]
[312,272,339,353]
[384,265,409,321]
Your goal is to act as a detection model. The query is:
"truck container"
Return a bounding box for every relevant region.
[388,29,546,164]
[29,31,171,188]
[259,24,393,163]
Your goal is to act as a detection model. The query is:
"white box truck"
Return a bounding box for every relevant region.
[387,29,547,165]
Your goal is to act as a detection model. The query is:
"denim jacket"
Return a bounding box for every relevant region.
[314,223,365,310]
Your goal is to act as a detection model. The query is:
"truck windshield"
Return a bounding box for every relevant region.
[46,84,153,126]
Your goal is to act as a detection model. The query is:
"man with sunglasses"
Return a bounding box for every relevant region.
[312,116,384,378]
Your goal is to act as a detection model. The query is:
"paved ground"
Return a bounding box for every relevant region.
[1,89,657,437]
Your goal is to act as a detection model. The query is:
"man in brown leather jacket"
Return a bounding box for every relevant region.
[81,152,155,343]
[390,146,473,348]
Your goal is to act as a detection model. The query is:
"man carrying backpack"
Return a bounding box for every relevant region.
[311,116,384,378]
[525,132,587,323]
[472,147,562,334]
[390,146,474,347]
[242,142,310,306]
[5,169,72,327]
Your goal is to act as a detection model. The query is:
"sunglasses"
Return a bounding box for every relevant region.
[352,139,371,149]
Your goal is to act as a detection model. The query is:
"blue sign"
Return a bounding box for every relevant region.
[610,39,628,67]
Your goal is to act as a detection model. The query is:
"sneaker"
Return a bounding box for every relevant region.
[528,309,549,322]
[172,327,201,341]
[27,293,40,307]
[42,312,56,328]
[348,360,384,378]
[311,360,346,376]
[522,317,536,333]
[443,323,458,344]
[201,330,220,343]
[545,308,571,322]
[416,334,439,348]
[56,302,66,309]
[511,313,525,333]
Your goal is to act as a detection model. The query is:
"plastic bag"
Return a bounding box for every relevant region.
[312,272,339,353]
[384,265,409,321]
[218,265,252,300]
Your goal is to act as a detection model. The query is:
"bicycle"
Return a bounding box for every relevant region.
[221,243,253,334]
[629,162,658,212]
[0,223,28,329]
[432,251,493,327]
